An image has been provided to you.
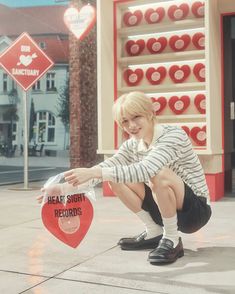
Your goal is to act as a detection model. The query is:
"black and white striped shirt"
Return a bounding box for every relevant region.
[100,124,210,202]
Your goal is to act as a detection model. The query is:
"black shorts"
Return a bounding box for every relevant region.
[141,183,212,234]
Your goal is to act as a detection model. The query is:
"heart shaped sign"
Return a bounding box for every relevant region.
[125,39,145,56]
[181,125,190,136]
[191,126,207,146]
[151,96,167,114]
[192,32,205,50]
[169,65,191,83]
[146,37,167,54]
[123,68,144,86]
[41,193,93,248]
[169,95,190,114]
[64,5,96,41]
[144,7,165,24]
[191,2,205,18]
[168,3,189,21]
[123,10,143,26]
[146,66,167,85]
[193,63,205,82]
[169,34,191,51]
[194,94,206,114]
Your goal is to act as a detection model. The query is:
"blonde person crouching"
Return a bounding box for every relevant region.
[38,91,211,265]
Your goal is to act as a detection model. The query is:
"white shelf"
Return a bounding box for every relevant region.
[118,82,206,93]
[157,114,206,121]
[119,19,205,38]
[119,50,205,66]
[96,148,223,156]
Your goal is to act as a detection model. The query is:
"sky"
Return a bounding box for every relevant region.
[0,0,68,7]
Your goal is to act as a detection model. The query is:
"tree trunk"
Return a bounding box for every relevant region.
[69,0,101,168]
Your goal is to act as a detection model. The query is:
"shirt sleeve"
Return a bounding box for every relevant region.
[102,130,185,183]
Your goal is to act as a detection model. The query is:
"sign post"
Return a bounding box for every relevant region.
[0,32,54,189]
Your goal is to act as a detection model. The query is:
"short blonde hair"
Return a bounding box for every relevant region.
[113,91,156,128]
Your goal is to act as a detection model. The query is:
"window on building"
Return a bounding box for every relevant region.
[36,111,55,143]
[3,73,7,92]
[32,80,41,91]
[46,72,56,91]
[39,42,46,49]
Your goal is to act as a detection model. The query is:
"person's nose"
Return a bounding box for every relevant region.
[128,119,137,129]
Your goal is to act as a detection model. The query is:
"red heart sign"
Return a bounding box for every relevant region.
[41,193,93,248]
[193,63,205,82]
[169,34,191,51]
[151,96,167,114]
[64,5,96,41]
[144,7,165,24]
[191,2,205,18]
[181,125,190,136]
[123,68,144,86]
[146,66,167,85]
[168,95,190,114]
[123,10,143,26]
[146,37,167,54]
[125,39,145,56]
[192,32,205,50]
[194,94,206,114]
[168,3,189,21]
[169,65,191,83]
[191,126,207,146]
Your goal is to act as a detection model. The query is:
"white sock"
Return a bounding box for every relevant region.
[162,214,179,248]
[136,210,163,239]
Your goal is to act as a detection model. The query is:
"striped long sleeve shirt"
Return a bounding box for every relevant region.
[99,124,210,203]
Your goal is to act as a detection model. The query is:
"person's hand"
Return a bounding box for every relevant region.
[64,167,102,186]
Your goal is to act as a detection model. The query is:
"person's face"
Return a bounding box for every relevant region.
[121,113,154,143]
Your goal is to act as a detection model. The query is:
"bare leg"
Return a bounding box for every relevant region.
[108,182,145,213]
[109,182,163,239]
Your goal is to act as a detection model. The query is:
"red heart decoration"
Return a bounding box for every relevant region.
[169,65,191,83]
[151,96,167,114]
[123,68,144,86]
[125,39,145,56]
[145,66,167,85]
[191,126,207,146]
[194,94,206,114]
[193,63,205,82]
[63,5,96,41]
[181,125,190,136]
[41,193,93,248]
[169,34,191,51]
[123,10,143,26]
[191,2,205,18]
[146,37,167,54]
[144,7,165,24]
[168,95,190,114]
[168,3,189,21]
[192,32,205,50]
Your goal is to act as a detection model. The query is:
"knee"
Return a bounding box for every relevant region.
[150,168,171,192]
[108,181,123,194]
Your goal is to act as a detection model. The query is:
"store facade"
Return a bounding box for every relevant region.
[97,0,235,201]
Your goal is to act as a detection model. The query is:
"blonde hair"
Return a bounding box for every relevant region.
[113,91,156,128]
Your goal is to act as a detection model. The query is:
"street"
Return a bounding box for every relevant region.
[0,166,68,186]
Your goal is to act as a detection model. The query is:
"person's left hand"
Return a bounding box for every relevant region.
[64,167,101,186]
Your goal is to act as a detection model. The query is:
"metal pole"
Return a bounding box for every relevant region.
[23,91,28,189]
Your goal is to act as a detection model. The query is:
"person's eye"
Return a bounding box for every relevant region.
[122,119,128,124]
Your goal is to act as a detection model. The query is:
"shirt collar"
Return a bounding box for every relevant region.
[137,124,164,152]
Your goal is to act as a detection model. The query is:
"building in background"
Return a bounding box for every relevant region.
[0,4,69,156]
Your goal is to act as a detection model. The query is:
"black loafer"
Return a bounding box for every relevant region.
[148,237,184,264]
[118,231,147,245]
[120,233,163,251]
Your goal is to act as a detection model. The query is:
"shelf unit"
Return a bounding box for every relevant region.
[114,0,209,152]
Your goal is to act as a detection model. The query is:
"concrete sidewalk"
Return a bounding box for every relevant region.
[0,183,234,294]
